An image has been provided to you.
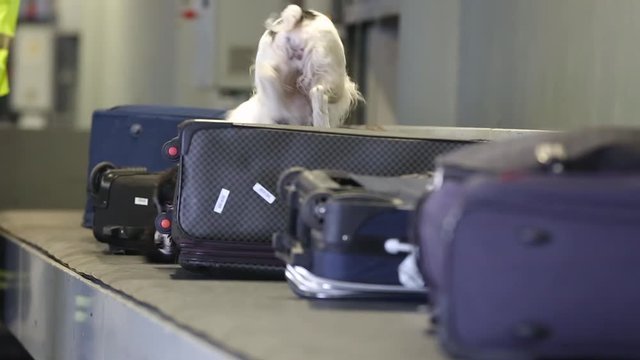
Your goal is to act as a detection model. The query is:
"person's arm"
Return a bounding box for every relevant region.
[0,0,21,96]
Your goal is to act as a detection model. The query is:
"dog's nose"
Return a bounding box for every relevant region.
[286,35,304,49]
[285,36,305,60]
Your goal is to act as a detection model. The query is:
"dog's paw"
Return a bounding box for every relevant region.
[310,85,331,127]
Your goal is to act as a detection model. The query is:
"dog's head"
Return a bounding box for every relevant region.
[255,5,346,78]
[246,5,362,126]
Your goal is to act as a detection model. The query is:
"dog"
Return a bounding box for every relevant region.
[226,5,362,127]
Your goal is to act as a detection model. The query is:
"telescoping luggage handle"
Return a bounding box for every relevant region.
[534,142,568,174]
[533,139,640,174]
[437,127,640,176]
[89,162,151,209]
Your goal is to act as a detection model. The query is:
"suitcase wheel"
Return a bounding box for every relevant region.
[146,231,178,263]
[300,191,331,230]
[277,167,307,198]
[89,161,116,195]
[162,139,180,161]
[155,213,172,234]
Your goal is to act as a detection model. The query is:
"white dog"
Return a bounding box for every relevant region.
[226,5,362,127]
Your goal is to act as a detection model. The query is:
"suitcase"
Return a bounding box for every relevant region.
[163,120,471,276]
[90,163,178,263]
[416,127,640,360]
[274,168,432,299]
[82,105,227,228]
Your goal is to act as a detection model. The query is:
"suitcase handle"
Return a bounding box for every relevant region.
[88,161,116,195]
[441,127,640,175]
[383,238,415,254]
[277,167,307,199]
[535,141,640,174]
[535,142,567,174]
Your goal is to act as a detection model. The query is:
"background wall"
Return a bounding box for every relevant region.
[11,0,640,130]
[76,0,284,129]
[77,1,178,130]
[2,1,324,210]
[7,0,640,210]
[0,129,89,209]
[397,0,640,130]
[397,0,460,126]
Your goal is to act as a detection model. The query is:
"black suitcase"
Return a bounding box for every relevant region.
[162,120,471,275]
[274,168,432,299]
[90,163,178,262]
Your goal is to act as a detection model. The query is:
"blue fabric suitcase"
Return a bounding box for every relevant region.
[416,127,640,359]
[82,105,226,228]
[274,168,432,299]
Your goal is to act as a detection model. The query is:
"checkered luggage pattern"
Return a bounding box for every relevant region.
[165,120,471,276]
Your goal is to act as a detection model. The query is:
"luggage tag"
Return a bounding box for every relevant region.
[214,188,230,214]
[384,239,426,289]
[134,197,149,206]
[213,183,277,215]
[253,183,276,204]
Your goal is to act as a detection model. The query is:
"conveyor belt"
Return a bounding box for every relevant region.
[0,210,446,360]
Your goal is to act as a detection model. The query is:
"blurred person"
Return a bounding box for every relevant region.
[0,0,20,96]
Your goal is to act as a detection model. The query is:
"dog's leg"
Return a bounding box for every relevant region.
[228,64,282,124]
[255,64,280,100]
[310,85,330,127]
[254,63,286,120]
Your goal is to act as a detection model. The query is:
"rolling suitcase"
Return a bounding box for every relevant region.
[82,105,227,228]
[416,127,640,360]
[274,168,432,299]
[90,163,178,262]
[163,120,471,276]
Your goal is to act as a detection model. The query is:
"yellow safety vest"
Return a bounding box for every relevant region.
[0,0,20,96]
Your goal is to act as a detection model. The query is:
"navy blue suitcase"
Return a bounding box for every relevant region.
[274,168,432,299]
[416,127,640,360]
[82,105,226,228]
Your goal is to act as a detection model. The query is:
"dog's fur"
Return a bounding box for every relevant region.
[226,5,362,127]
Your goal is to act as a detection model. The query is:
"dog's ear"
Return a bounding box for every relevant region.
[264,14,277,30]
[280,4,303,31]
[301,9,318,22]
[266,6,317,34]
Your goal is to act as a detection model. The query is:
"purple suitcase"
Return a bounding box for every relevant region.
[417,127,640,359]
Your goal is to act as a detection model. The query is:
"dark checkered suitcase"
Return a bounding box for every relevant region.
[163,120,471,276]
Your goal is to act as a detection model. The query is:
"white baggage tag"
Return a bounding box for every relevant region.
[214,188,230,214]
[253,183,276,204]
